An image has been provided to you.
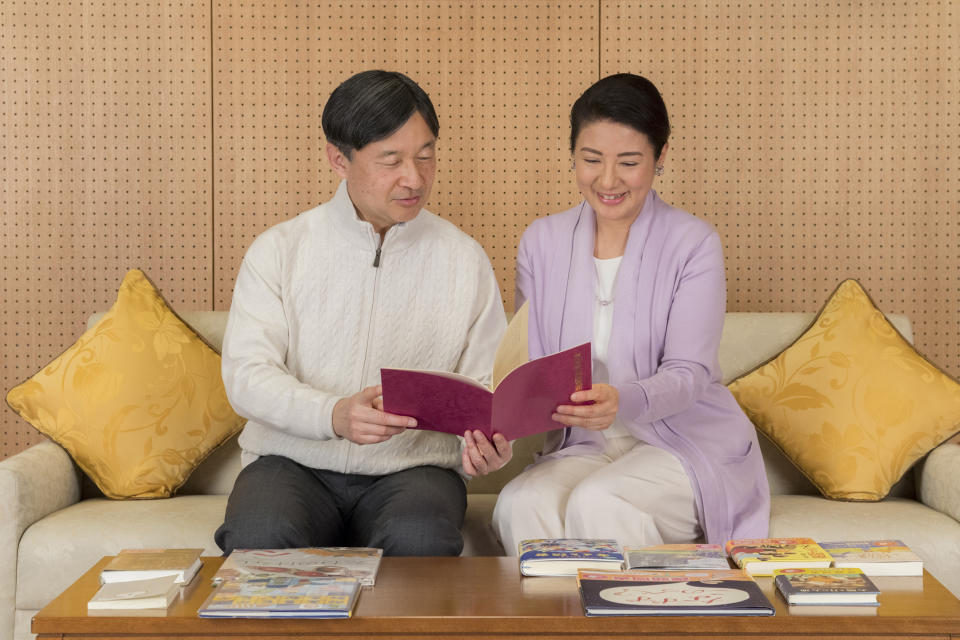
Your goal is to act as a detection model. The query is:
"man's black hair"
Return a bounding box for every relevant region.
[322,70,439,157]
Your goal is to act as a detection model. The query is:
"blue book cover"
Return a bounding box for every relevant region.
[518,539,623,577]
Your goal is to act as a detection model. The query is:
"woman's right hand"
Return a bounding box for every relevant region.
[552,383,619,430]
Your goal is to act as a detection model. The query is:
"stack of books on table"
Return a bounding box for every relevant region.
[87,548,204,612]
[197,547,382,619]
[519,536,926,616]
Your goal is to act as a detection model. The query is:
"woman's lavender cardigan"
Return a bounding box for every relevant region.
[516,190,770,543]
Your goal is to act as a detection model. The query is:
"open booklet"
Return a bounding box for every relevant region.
[381,342,591,441]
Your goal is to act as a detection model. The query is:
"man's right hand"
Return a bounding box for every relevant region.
[332,385,415,444]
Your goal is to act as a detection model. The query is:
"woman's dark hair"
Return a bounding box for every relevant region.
[322,70,439,157]
[570,73,670,160]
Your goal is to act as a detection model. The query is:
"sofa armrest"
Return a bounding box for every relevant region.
[0,441,81,640]
[917,442,960,523]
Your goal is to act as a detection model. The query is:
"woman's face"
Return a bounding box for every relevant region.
[573,119,667,225]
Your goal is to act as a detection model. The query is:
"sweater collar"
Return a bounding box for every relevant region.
[326,180,423,254]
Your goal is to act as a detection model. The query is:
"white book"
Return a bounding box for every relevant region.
[88,575,180,610]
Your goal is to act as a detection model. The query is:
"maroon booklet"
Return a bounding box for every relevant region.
[381,343,592,441]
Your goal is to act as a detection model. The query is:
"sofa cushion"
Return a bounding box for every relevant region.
[16,495,227,610]
[768,493,960,597]
[6,270,245,499]
[729,280,960,501]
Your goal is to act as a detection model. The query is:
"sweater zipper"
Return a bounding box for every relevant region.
[347,236,384,471]
[360,236,384,384]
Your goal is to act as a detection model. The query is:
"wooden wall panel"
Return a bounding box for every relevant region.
[212,1,593,309]
[0,1,211,454]
[3,1,958,460]
[601,0,959,375]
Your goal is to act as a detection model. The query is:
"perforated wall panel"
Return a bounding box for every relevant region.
[2,2,958,460]
[1,1,212,455]
[212,1,591,309]
[602,0,959,379]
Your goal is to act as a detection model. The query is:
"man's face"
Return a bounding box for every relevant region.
[327,111,437,234]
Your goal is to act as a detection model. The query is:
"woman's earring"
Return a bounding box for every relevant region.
[571,160,576,170]
[655,164,664,177]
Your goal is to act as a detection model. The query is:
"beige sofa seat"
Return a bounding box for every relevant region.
[3,311,960,640]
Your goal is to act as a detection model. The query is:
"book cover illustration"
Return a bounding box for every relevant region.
[724,537,832,576]
[518,538,623,576]
[381,342,591,441]
[213,548,382,586]
[100,548,203,584]
[198,575,360,618]
[773,568,880,606]
[624,544,729,570]
[819,539,923,576]
[576,569,775,616]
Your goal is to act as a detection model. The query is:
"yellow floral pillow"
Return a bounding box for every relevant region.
[729,279,960,501]
[6,269,245,499]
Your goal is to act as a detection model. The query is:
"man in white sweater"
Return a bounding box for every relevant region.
[215,70,511,556]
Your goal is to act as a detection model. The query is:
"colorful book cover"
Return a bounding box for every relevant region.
[773,567,880,606]
[576,568,775,616]
[819,539,923,576]
[381,342,591,441]
[198,575,360,618]
[213,548,382,586]
[724,537,832,576]
[518,539,623,576]
[624,544,729,570]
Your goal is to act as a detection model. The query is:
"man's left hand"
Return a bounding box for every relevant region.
[462,430,512,477]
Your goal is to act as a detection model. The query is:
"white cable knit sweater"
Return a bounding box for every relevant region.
[222,181,507,476]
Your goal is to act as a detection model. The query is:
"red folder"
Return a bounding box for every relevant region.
[381,343,592,441]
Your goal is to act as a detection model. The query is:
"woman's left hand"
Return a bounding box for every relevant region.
[462,430,513,477]
[553,383,619,430]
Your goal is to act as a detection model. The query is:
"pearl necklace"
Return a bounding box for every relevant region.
[594,259,617,307]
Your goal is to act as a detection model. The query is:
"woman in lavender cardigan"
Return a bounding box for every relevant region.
[492,74,769,552]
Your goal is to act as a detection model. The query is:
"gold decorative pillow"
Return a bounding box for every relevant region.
[729,279,960,501]
[6,269,245,499]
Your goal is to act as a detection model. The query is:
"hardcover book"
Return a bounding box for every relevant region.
[100,548,203,585]
[724,537,832,576]
[518,539,623,576]
[819,539,923,576]
[213,548,383,586]
[198,576,360,618]
[88,575,180,611]
[576,569,775,616]
[624,544,729,571]
[773,567,881,606]
[381,342,591,441]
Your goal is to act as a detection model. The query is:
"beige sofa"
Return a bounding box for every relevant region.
[3,311,960,640]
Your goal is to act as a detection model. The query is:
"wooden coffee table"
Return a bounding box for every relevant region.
[33,556,960,639]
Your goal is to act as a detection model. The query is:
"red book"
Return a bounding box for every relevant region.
[381,343,591,441]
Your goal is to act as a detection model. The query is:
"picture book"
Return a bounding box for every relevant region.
[100,548,203,585]
[773,567,880,606]
[576,569,775,617]
[724,537,832,576]
[624,544,729,571]
[518,539,623,576]
[213,548,383,586]
[88,575,180,611]
[198,576,360,618]
[819,539,923,576]
[381,342,591,441]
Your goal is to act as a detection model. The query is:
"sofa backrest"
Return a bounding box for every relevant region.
[84,310,916,500]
